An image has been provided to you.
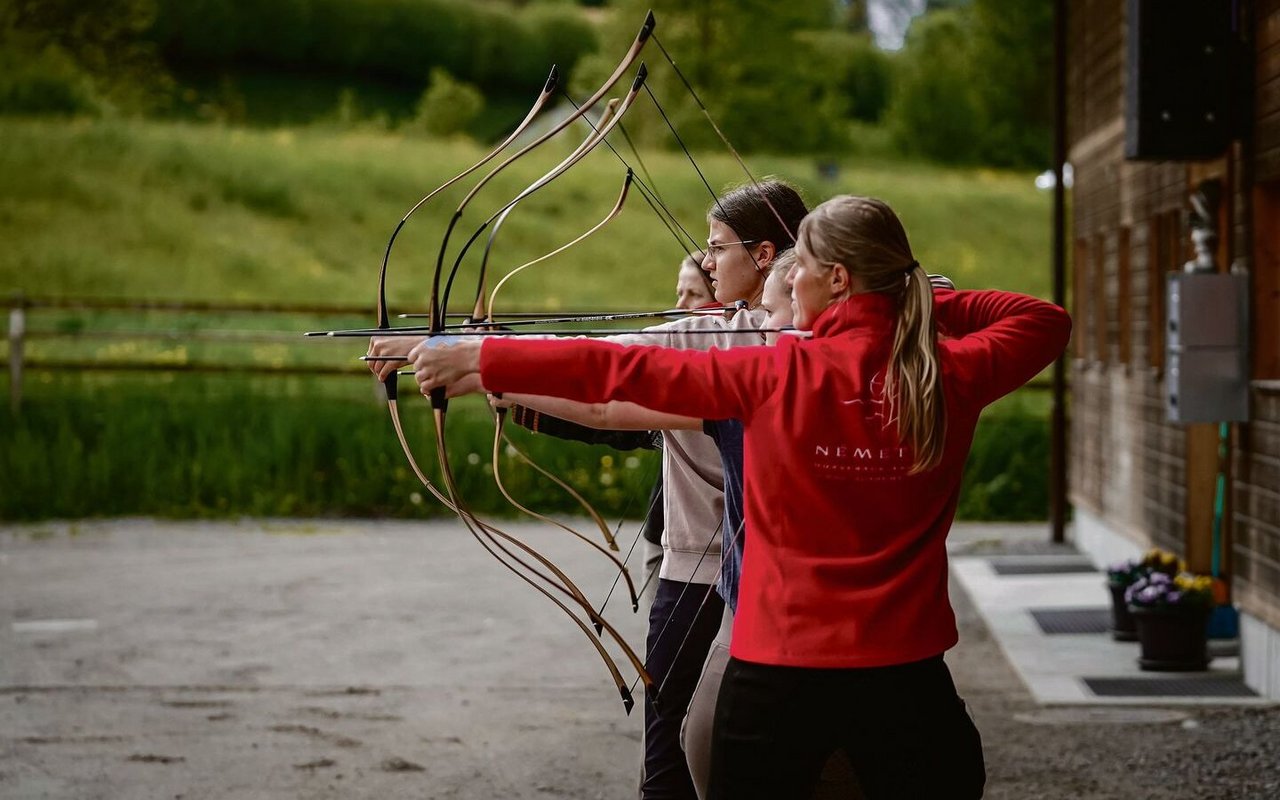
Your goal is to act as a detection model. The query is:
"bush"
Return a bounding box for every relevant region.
[0,42,101,115]
[150,0,600,98]
[524,4,599,82]
[0,0,172,115]
[966,0,1052,167]
[957,406,1051,521]
[802,31,892,123]
[404,68,484,138]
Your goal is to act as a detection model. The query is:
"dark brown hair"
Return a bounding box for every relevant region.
[710,179,808,252]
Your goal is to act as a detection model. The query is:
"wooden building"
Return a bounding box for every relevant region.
[1067,0,1280,697]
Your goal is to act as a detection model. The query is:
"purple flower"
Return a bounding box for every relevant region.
[1138,586,1163,604]
[1166,591,1183,605]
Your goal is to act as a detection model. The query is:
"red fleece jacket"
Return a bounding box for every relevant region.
[481,290,1072,668]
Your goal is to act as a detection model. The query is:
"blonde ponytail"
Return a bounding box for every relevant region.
[884,264,946,473]
[797,197,946,473]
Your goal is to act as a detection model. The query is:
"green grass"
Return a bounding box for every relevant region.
[0,116,1057,522]
[0,370,1052,522]
[0,373,662,521]
[0,117,1052,310]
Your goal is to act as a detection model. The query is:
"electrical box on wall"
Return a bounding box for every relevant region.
[1166,273,1249,423]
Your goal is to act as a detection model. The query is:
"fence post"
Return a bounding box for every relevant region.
[8,292,24,415]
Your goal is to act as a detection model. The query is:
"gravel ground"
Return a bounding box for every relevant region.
[1,519,1277,799]
[950,571,1280,800]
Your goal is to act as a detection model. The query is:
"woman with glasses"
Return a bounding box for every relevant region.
[407,195,1071,799]
[369,179,808,800]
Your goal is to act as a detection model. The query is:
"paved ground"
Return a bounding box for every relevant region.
[2,518,1278,799]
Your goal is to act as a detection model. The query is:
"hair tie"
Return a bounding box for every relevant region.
[903,259,920,275]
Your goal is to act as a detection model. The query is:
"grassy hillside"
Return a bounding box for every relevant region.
[0,117,1057,522]
[0,117,1051,310]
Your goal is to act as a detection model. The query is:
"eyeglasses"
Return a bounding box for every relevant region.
[703,239,761,260]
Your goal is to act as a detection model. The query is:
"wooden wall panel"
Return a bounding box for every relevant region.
[1235,391,1280,623]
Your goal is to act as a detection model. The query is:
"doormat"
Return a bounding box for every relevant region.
[1029,607,1112,635]
[1083,675,1258,698]
[990,560,1099,576]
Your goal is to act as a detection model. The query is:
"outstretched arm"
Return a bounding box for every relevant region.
[408,337,775,422]
[500,393,700,432]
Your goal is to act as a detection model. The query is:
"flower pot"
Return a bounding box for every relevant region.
[1107,581,1138,641]
[1129,605,1211,671]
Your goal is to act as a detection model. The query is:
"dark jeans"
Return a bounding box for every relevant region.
[643,578,726,800]
[708,655,985,800]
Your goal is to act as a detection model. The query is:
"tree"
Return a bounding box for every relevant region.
[885,0,1051,167]
[885,9,981,162]
[840,0,870,33]
[0,0,172,113]
[966,0,1052,167]
[575,0,848,154]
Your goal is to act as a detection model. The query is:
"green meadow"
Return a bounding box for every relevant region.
[0,117,1057,522]
[0,118,1050,305]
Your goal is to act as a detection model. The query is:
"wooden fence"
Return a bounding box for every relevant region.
[5,293,1057,414]
[4,293,377,412]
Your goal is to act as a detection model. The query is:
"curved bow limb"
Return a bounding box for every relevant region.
[372,64,563,498]
[490,409,640,609]
[500,429,622,554]
[484,169,635,323]
[474,171,638,557]
[389,386,654,709]
[471,172,643,556]
[440,65,649,320]
[375,65,561,331]
[431,410,655,711]
[449,136,635,559]
[459,95,626,322]
[432,73,651,574]
[429,9,655,327]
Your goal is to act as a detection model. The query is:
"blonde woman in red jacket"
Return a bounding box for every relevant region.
[410,196,1072,799]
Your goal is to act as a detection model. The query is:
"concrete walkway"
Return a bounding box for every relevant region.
[2,518,1277,799]
[947,523,1268,707]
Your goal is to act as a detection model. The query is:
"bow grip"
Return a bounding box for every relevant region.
[430,386,448,411]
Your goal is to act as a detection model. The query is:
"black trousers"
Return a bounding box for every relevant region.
[643,578,726,800]
[708,655,985,800]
